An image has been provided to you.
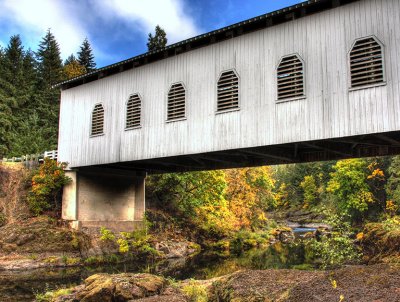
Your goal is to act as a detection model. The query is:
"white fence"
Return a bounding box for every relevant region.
[1,150,58,166]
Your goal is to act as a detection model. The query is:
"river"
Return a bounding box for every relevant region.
[0,228,316,301]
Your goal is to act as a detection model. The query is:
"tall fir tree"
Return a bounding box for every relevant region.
[64,54,76,65]
[147,25,167,51]
[0,47,13,156]
[77,38,96,72]
[36,29,63,87]
[35,29,64,151]
[0,35,35,156]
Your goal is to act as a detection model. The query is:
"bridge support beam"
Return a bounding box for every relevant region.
[62,168,146,232]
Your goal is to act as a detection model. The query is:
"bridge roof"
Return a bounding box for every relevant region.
[58,0,359,90]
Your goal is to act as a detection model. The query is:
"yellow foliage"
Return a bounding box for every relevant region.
[63,60,86,79]
[367,162,385,184]
[356,232,364,240]
[386,200,399,214]
[224,167,276,229]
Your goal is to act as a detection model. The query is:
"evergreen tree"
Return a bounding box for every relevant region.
[0,47,13,156]
[35,29,63,151]
[64,54,77,65]
[147,25,167,51]
[36,29,63,87]
[77,38,96,72]
[0,36,34,156]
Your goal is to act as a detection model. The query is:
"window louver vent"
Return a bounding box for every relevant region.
[126,94,141,129]
[91,104,104,136]
[167,83,186,121]
[217,70,239,111]
[350,37,384,88]
[277,55,305,101]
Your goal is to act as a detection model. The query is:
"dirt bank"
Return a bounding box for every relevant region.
[0,163,30,225]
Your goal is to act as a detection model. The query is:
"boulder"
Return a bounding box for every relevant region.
[74,273,166,301]
[153,240,200,259]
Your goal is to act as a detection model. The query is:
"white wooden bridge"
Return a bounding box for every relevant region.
[56,0,400,231]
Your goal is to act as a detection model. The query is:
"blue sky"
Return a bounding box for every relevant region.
[0,0,303,68]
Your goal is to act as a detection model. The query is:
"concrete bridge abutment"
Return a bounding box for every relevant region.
[62,168,146,232]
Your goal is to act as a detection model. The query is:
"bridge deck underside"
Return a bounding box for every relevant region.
[80,131,400,174]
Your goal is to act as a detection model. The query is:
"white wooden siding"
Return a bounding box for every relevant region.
[58,0,400,168]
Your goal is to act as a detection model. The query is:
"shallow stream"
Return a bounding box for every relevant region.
[0,228,316,301]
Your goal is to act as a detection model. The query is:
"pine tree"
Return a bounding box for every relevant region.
[0,47,13,156]
[147,25,167,51]
[0,36,30,156]
[36,29,63,87]
[64,54,77,65]
[77,38,96,72]
[35,29,63,152]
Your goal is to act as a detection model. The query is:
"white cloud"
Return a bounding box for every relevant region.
[0,0,86,58]
[92,0,201,44]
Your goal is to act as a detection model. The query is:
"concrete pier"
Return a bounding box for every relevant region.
[62,168,146,232]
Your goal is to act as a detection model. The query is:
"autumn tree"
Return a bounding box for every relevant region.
[300,175,319,209]
[225,167,276,230]
[147,171,236,237]
[327,159,375,222]
[77,38,96,72]
[147,25,167,51]
[63,54,86,79]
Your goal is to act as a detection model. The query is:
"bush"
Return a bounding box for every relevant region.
[182,280,208,302]
[27,158,71,216]
[100,227,115,241]
[230,230,269,253]
[306,232,361,269]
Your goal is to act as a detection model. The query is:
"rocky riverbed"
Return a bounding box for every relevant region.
[42,263,400,302]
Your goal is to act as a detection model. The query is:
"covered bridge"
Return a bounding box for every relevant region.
[57,0,400,230]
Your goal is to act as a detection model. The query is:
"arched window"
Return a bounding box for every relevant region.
[350,36,384,88]
[126,94,141,129]
[277,54,305,101]
[217,70,239,112]
[91,104,104,136]
[167,83,186,121]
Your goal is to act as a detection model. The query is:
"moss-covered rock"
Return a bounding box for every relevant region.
[361,222,400,263]
[72,273,166,301]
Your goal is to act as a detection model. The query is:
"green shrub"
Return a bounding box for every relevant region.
[117,238,129,253]
[84,256,101,265]
[103,253,120,263]
[35,287,73,302]
[305,233,361,269]
[70,233,80,249]
[28,158,71,216]
[381,215,400,231]
[99,227,115,241]
[182,280,208,302]
[230,230,269,253]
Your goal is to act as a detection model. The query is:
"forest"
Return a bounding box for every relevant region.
[0,31,94,158]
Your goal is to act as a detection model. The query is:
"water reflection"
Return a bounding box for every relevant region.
[0,239,315,301]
